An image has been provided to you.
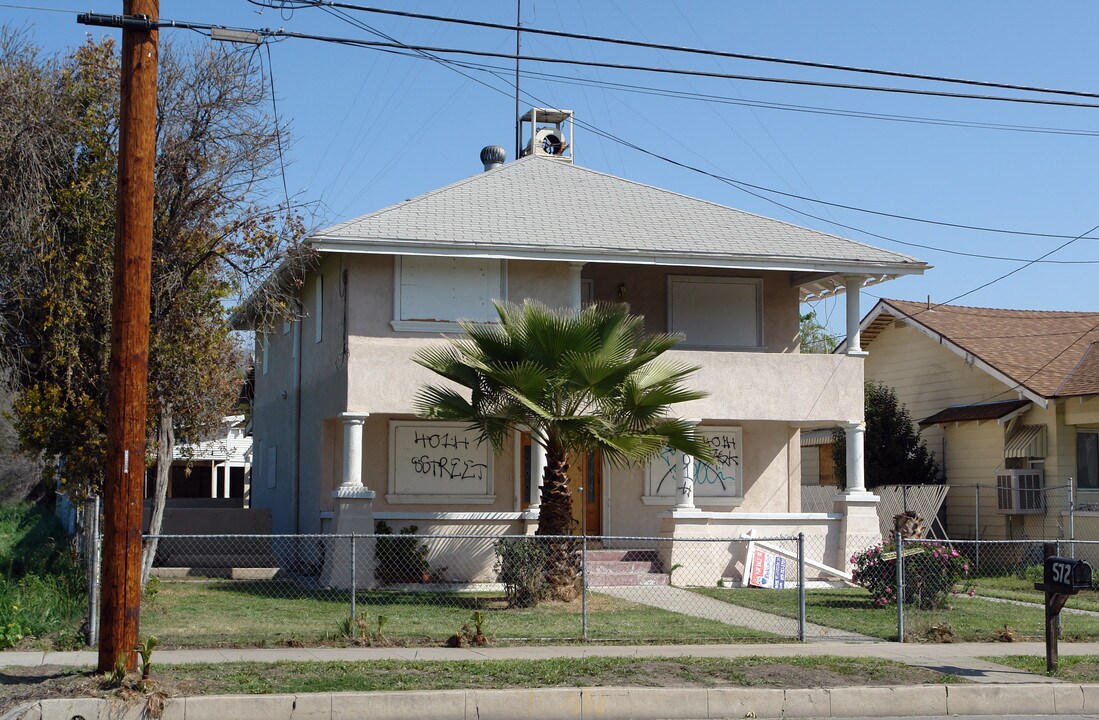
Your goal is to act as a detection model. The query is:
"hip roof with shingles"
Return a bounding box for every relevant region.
[880,299,1099,399]
[312,155,925,273]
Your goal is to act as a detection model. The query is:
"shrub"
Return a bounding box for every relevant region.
[374,521,444,584]
[494,537,548,608]
[852,540,970,610]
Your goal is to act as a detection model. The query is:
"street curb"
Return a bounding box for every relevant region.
[5,683,1099,720]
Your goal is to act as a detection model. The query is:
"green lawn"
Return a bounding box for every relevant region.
[154,656,957,694]
[985,655,1099,681]
[972,575,1099,612]
[140,580,777,647]
[693,586,1099,642]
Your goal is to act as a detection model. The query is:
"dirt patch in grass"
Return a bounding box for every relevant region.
[0,656,957,713]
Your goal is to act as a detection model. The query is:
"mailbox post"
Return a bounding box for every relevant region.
[1034,542,1092,672]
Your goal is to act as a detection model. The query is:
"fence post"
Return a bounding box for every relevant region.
[896,530,905,643]
[1069,479,1076,559]
[974,485,980,573]
[86,495,100,648]
[581,533,588,642]
[797,533,806,642]
[351,534,357,620]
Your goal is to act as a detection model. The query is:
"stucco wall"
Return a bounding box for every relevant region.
[251,316,300,535]
[347,338,863,423]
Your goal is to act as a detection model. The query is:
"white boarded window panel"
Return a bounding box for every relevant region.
[400,256,500,323]
[669,276,761,348]
[387,421,495,504]
[644,426,744,503]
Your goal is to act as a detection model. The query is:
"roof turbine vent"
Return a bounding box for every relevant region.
[480,145,506,172]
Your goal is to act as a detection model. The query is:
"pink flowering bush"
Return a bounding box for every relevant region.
[851,541,970,610]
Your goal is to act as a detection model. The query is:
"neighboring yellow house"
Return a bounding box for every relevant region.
[852,298,1099,543]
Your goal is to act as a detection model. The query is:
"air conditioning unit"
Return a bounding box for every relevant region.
[996,469,1044,514]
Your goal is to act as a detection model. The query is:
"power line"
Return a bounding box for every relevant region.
[456,60,1099,138]
[256,35,1099,110]
[251,0,1099,103]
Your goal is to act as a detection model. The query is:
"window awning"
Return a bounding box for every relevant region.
[800,429,835,447]
[1005,424,1047,459]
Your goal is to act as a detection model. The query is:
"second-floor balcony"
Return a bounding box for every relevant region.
[346,337,863,424]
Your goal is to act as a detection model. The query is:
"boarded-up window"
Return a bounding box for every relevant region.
[394,256,504,331]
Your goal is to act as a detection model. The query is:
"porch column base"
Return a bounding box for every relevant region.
[658,510,722,587]
[834,491,881,573]
[321,488,376,590]
[520,508,540,535]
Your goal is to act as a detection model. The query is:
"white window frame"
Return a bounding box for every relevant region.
[391,256,507,332]
[667,275,763,350]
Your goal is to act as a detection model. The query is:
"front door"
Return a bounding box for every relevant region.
[569,450,603,536]
[521,433,603,535]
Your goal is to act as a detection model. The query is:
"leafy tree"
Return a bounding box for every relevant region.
[414,300,713,600]
[0,31,306,582]
[833,381,939,489]
[799,311,837,354]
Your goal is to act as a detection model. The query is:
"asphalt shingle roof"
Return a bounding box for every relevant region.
[312,156,925,273]
[878,299,1099,399]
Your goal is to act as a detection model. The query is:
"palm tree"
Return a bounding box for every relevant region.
[414,300,713,599]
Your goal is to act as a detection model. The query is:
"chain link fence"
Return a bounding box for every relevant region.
[131,532,1099,649]
[139,532,844,648]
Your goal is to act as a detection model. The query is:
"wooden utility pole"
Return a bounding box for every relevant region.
[98,0,158,674]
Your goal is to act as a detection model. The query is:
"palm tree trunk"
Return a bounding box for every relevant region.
[535,449,573,536]
[141,403,173,589]
[535,447,580,601]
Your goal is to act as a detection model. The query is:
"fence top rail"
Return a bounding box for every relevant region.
[904,537,1099,546]
[141,532,805,543]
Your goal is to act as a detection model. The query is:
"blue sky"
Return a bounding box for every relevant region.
[8,2,1099,336]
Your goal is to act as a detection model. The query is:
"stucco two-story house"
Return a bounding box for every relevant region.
[242,111,927,584]
[852,298,1099,544]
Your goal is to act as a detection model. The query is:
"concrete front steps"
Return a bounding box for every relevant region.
[584,548,669,587]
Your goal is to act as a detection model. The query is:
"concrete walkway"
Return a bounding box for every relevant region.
[597,585,877,642]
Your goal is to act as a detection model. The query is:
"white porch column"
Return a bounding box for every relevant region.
[339,411,370,490]
[844,421,867,494]
[834,419,879,572]
[674,419,701,510]
[569,262,584,309]
[844,274,868,356]
[221,461,230,498]
[529,432,547,510]
[210,460,218,498]
[324,410,376,590]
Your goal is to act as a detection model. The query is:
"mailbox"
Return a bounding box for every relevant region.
[1038,557,1093,594]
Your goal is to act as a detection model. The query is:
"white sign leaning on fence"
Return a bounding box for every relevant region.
[746,546,787,590]
[642,426,743,506]
[387,421,495,504]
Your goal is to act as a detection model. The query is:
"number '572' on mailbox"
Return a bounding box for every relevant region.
[1035,557,1093,594]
